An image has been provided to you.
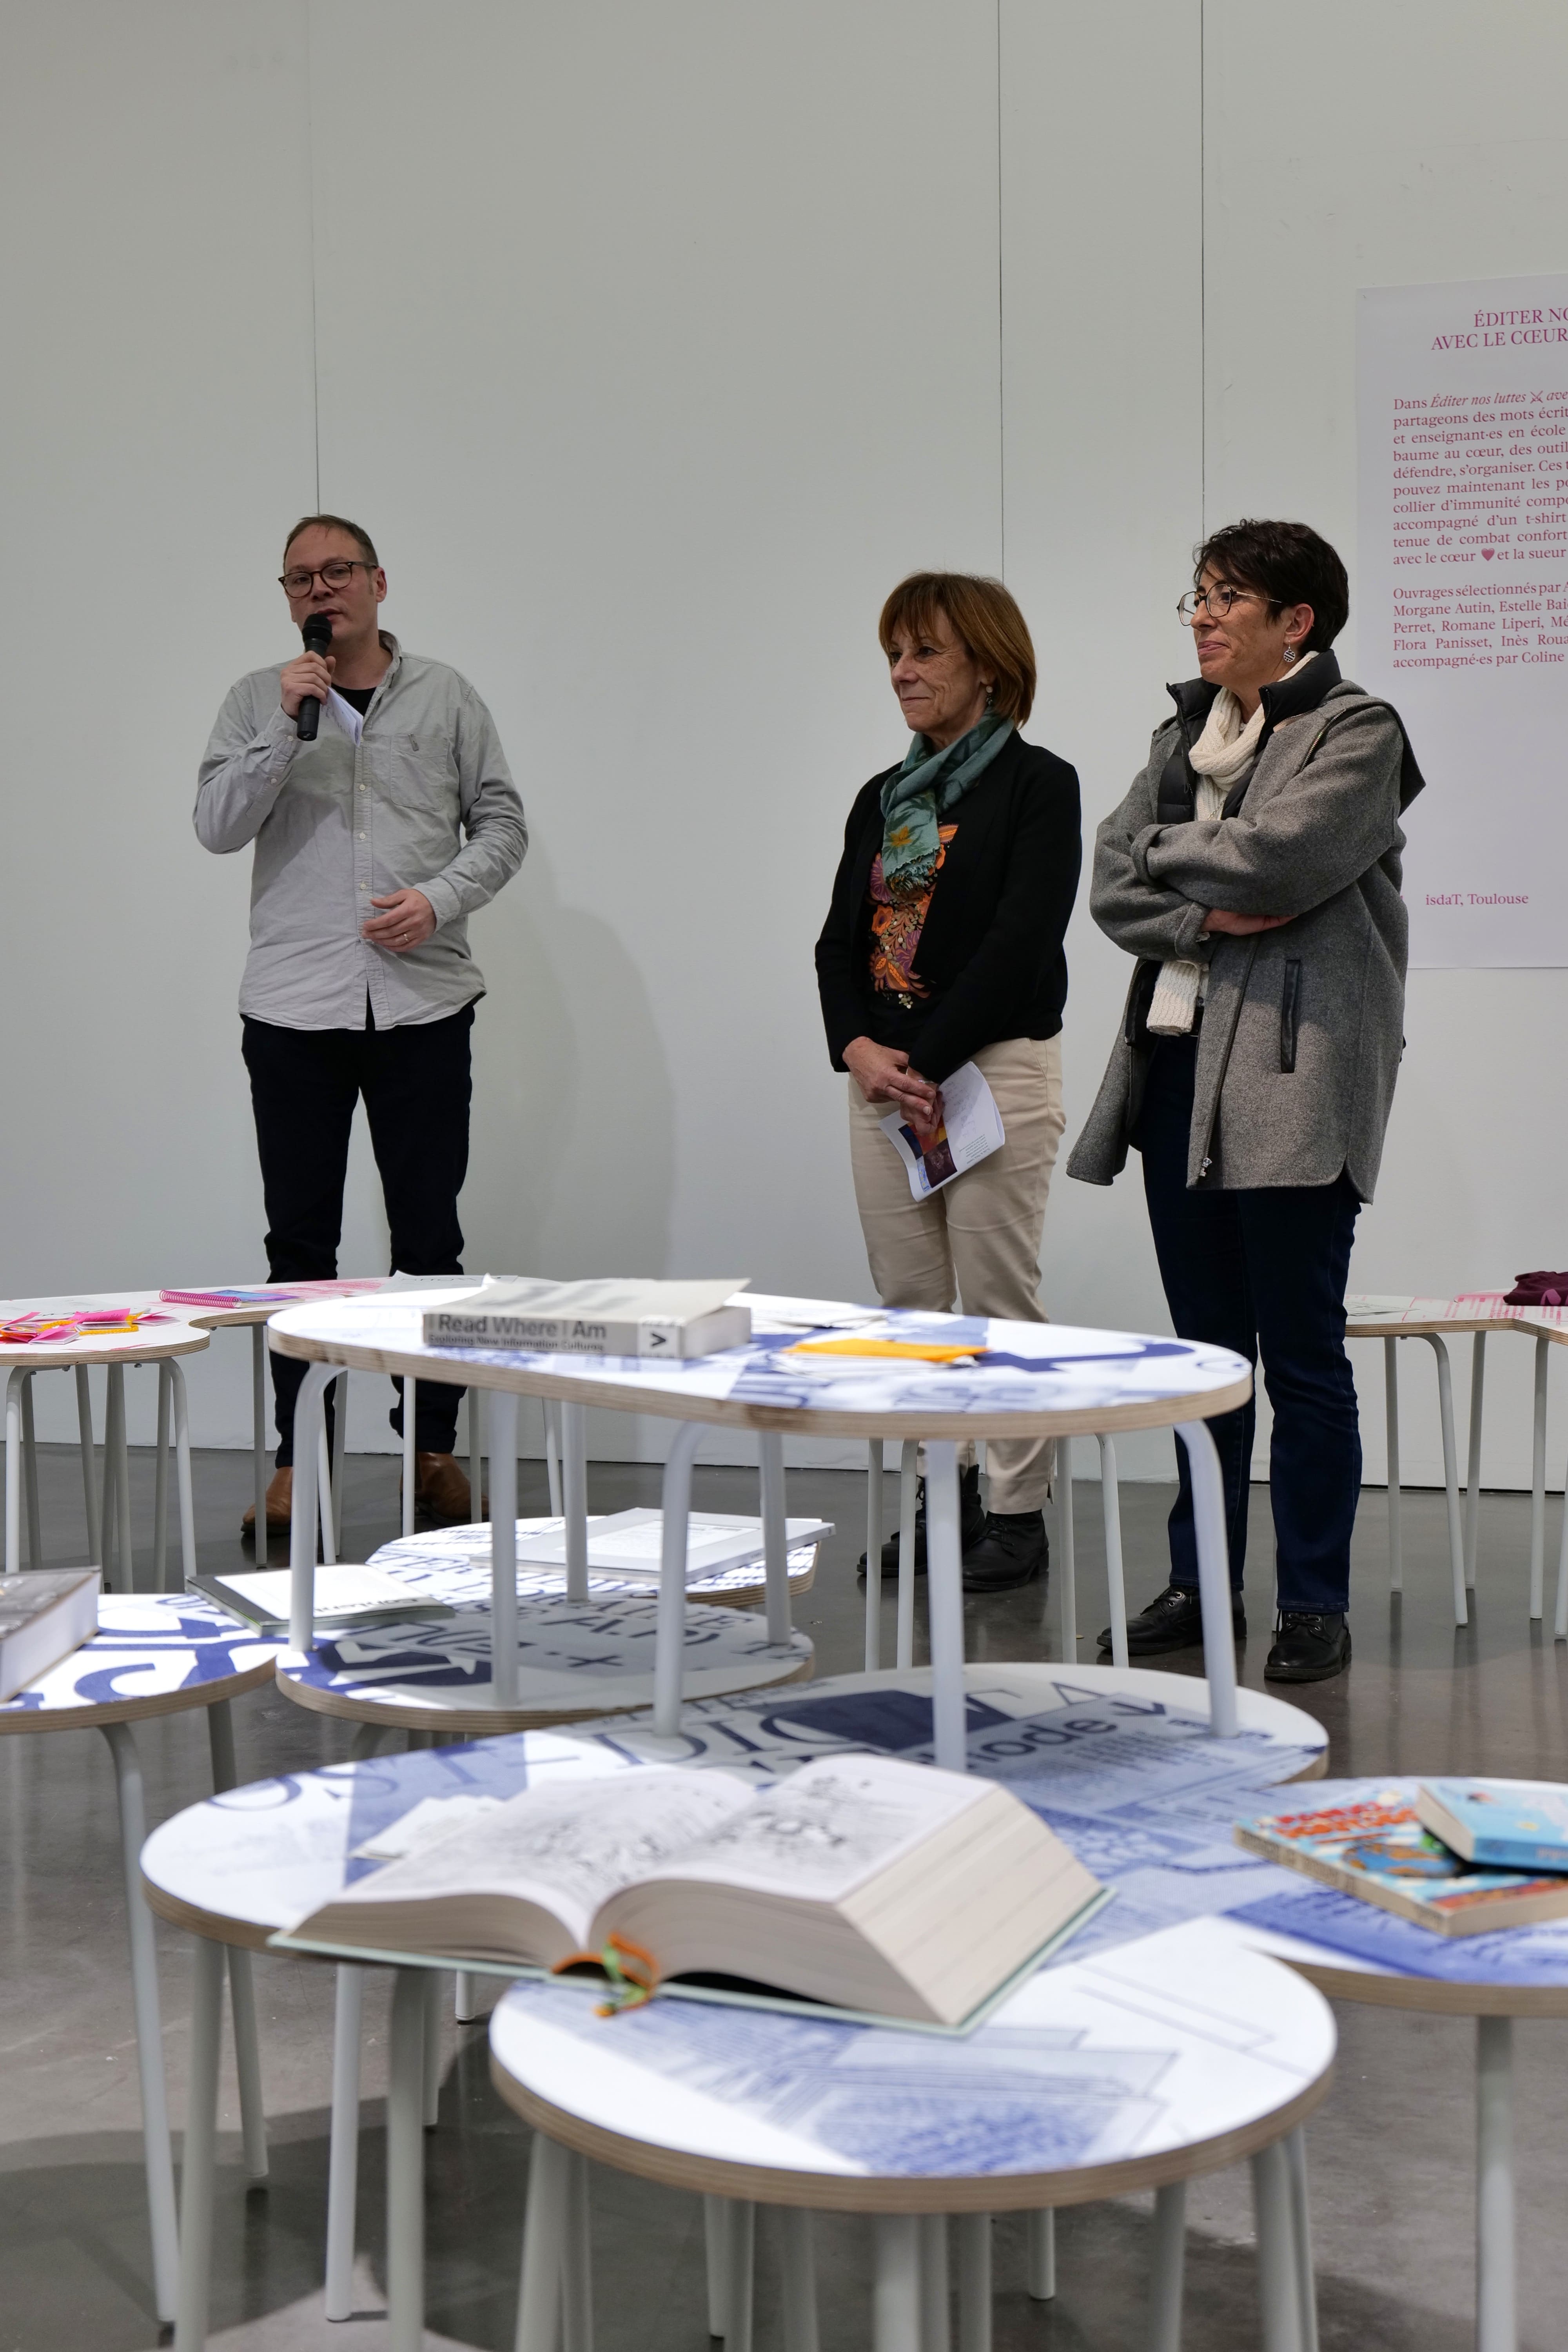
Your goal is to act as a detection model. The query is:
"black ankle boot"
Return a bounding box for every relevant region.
[961,1510,1049,1593]
[857,1465,986,1576]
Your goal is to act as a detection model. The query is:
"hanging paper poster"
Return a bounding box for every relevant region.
[1357,272,1568,967]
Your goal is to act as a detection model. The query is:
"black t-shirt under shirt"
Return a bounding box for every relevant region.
[336,684,376,715]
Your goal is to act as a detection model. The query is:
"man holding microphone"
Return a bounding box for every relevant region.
[196,514,527,1536]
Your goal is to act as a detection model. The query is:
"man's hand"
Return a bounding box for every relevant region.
[363,889,437,952]
[1200,908,1294,936]
[279,648,336,719]
[844,1036,942,1123]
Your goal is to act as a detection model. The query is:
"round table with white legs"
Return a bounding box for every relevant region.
[490,1914,1335,2352]
[266,1297,1256,1771]
[2,1592,283,2326]
[139,1657,1327,2350]
[0,1298,212,1586]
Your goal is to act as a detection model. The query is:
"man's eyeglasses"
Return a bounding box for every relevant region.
[280,559,372,597]
[1177,583,1258,624]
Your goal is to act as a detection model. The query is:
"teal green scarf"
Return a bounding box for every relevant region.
[878,714,1014,897]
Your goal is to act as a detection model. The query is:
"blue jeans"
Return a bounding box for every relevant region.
[1133,1036,1361,1615]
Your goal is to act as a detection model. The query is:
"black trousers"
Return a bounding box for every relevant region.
[1133,1034,1363,1615]
[241,1004,475,1466]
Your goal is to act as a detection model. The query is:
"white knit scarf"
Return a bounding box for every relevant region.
[1145,655,1314,1037]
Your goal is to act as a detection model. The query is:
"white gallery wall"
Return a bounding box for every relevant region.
[4,0,1568,1496]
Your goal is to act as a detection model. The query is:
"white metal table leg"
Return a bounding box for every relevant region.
[423,1969,443,2127]
[1464,1333,1486,1593]
[1530,1336,1549,1621]
[455,1971,479,2023]
[653,1422,706,1737]
[514,2132,571,2352]
[924,1442,966,1772]
[287,1362,336,1649]
[1025,2210,1055,2300]
[723,2199,756,2352]
[1251,2138,1304,2352]
[1554,1448,1568,1642]
[153,1361,171,1591]
[562,1400,589,1600]
[544,1399,564,1517]
[470,1386,486,1526]
[324,1964,365,2320]
[489,1391,520,1707]
[563,2151,594,2352]
[1147,2181,1185,2352]
[759,1428,791,1644]
[1477,2016,1515,2352]
[780,2209,820,2352]
[1384,1338,1402,1593]
[168,1360,199,1592]
[1173,1418,1239,1737]
[103,1363,132,1592]
[1422,1334,1468,1626]
[918,2214,951,2352]
[865,1438,884,1671]
[956,2214,990,2352]
[252,1323,270,1568]
[101,1720,179,2325]
[897,1440,919,1672]
[704,2195,731,2338]
[173,1934,226,2352]
[1055,1446,1077,1660]
[318,1413,338,1568]
[1283,2126,1318,2352]
[6,1365,27,1574]
[387,1967,428,2352]
[875,2215,922,2352]
[402,1377,417,1538]
[1098,1434,1128,1668]
[331,1372,347,1554]
[76,1363,102,1568]
[21,1371,41,1566]
[205,1699,267,2180]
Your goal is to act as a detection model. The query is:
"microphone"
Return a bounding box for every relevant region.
[296,613,332,741]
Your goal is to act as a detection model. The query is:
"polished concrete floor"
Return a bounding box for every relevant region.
[5,1440,1568,2349]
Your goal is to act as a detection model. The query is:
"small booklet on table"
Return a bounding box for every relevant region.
[879,1061,1004,1201]
[281,1753,1105,2029]
[1416,1778,1568,1871]
[1236,1790,1568,1936]
[191,1565,455,1635]
[422,1277,752,1359]
[513,1507,832,1578]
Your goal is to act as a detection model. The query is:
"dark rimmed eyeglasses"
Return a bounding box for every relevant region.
[279,559,373,597]
[1177,583,1259,624]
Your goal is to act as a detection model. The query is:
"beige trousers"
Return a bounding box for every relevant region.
[848,1033,1066,1512]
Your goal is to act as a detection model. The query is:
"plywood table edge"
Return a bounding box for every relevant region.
[487,2055,1334,2214]
[0,1330,213,1369]
[272,1650,815,1735]
[266,1328,1253,1439]
[1281,1956,1568,2018]
[0,1652,281,1734]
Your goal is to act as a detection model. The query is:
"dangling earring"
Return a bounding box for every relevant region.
[1283,646,1297,665]
[984,686,996,710]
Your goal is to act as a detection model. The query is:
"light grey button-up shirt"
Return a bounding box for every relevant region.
[195,634,527,1030]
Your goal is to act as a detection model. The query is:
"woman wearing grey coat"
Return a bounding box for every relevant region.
[1067,519,1423,1685]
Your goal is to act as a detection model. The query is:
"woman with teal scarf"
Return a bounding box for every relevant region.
[815,573,1082,1592]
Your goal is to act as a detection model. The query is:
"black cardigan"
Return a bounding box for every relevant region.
[814,731,1082,1085]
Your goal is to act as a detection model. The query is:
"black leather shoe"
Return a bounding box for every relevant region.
[858,1465,986,1576]
[1265,1612,1351,1683]
[1099,1583,1246,1655]
[962,1511,1049,1592]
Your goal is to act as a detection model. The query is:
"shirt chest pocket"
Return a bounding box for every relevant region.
[370,732,459,814]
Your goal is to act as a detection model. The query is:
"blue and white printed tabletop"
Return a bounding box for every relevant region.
[138,1663,1323,1947]
[0,1592,282,1731]
[366,1515,820,1608]
[273,1587,813,1735]
[487,1915,1334,2203]
[266,1297,1253,1437]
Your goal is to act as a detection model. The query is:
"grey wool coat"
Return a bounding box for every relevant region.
[1066,650,1424,1201]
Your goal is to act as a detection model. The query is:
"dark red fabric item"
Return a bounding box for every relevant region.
[1504,1272,1568,1306]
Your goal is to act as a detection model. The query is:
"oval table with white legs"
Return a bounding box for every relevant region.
[265,1297,1259,1769]
[0,1299,212,1585]
[139,1657,1327,2351]
[489,1914,1335,2352]
[2,1592,283,2326]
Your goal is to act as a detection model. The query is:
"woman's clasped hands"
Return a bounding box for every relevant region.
[842,1035,945,1143]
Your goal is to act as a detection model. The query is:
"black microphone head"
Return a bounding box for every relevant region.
[301,613,333,654]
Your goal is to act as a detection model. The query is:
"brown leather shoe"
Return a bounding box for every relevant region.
[241,1466,294,1539]
[414,1452,476,1524]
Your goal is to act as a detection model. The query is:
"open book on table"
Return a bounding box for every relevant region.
[280,1754,1105,2029]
